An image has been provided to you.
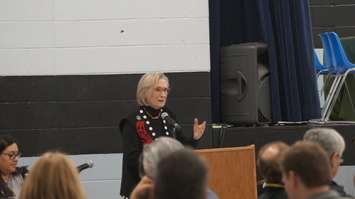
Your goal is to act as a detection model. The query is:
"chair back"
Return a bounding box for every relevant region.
[313,50,327,74]
[320,32,335,69]
[328,32,355,72]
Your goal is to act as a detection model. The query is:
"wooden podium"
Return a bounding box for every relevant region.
[196,145,257,199]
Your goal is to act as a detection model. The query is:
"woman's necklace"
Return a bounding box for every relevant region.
[143,107,161,119]
[137,107,170,138]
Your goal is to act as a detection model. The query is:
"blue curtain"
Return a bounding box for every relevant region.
[209,0,221,122]
[214,0,320,122]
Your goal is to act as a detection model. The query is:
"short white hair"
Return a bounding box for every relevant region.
[142,137,184,179]
[303,128,345,157]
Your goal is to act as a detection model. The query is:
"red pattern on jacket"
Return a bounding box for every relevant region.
[136,120,152,144]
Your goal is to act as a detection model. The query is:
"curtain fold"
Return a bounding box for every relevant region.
[209,0,221,122]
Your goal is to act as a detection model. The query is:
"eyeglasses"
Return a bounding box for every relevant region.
[1,152,21,160]
[154,87,170,94]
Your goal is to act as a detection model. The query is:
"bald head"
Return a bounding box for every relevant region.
[258,142,289,183]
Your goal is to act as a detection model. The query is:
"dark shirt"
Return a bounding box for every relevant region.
[258,184,287,199]
[119,106,195,197]
[330,180,352,197]
[307,190,342,199]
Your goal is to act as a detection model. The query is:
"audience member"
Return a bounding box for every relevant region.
[141,137,184,179]
[304,128,351,196]
[281,141,351,199]
[130,137,218,199]
[130,137,184,199]
[19,152,86,199]
[257,141,289,199]
[0,135,27,198]
[154,149,207,199]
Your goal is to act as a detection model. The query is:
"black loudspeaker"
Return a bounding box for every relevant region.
[220,43,271,124]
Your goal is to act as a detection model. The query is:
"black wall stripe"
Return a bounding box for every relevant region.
[0,72,211,156]
[310,0,355,47]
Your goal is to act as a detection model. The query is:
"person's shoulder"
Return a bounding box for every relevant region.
[119,107,141,131]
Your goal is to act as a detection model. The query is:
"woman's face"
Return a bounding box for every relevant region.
[0,143,19,174]
[146,79,169,110]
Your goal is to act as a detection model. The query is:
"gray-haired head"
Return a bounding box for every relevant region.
[303,128,345,157]
[142,137,184,179]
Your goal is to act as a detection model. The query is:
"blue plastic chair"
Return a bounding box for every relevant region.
[313,50,328,75]
[319,32,336,71]
[321,32,355,120]
[317,32,341,120]
[328,32,355,73]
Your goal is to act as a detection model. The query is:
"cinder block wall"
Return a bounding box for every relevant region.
[0,1,210,199]
[310,0,355,47]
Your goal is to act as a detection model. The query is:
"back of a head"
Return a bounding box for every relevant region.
[257,141,289,184]
[142,137,184,179]
[303,128,345,157]
[19,152,86,199]
[155,149,207,199]
[281,141,332,188]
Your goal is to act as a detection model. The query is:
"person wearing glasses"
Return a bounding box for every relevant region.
[0,135,27,198]
[119,72,206,198]
[303,128,351,197]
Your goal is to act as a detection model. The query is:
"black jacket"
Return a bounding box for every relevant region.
[258,186,287,199]
[119,106,196,197]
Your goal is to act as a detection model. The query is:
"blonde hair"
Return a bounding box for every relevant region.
[19,152,86,199]
[136,72,169,106]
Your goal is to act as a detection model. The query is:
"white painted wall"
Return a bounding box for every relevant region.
[0,0,210,76]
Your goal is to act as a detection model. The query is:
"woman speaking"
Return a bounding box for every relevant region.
[119,72,206,198]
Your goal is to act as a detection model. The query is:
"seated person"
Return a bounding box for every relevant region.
[0,135,27,198]
[130,137,184,199]
[281,141,352,199]
[257,141,289,199]
[304,128,351,197]
[19,152,86,199]
[155,149,208,199]
[130,138,217,199]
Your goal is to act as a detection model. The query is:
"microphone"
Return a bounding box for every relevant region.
[161,112,181,130]
[77,160,94,173]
